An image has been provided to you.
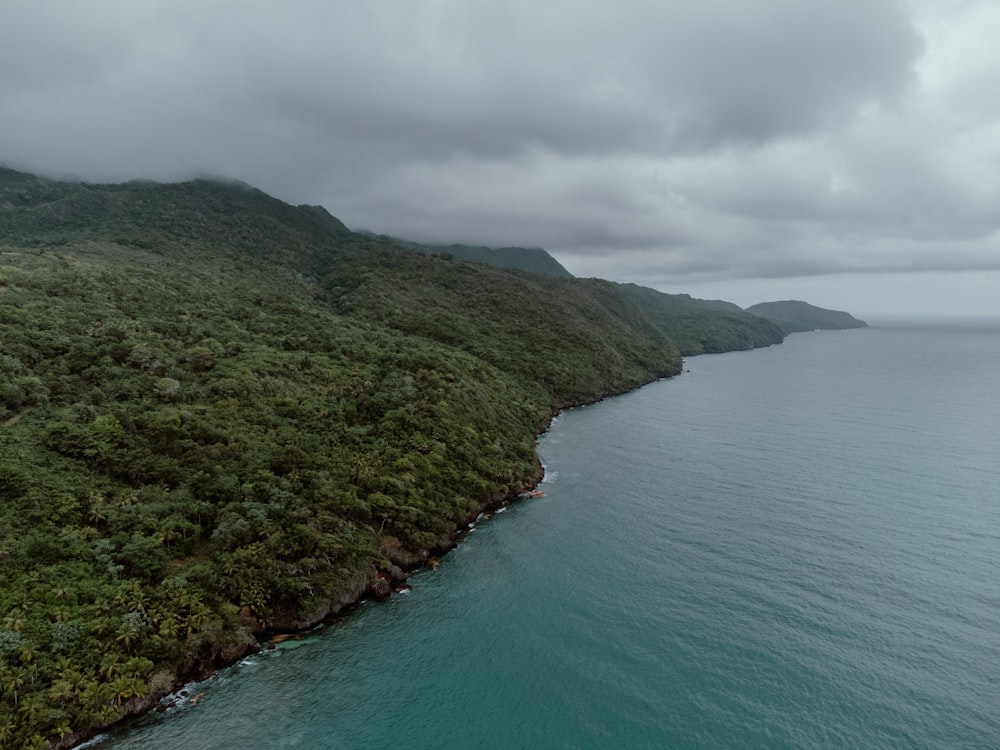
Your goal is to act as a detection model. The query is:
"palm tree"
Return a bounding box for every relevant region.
[2,667,25,705]
[18,643,38,666]
[12,676,41,718]
[108,674,146,708]
[4,669,28,706]
[108,676,130,707]
[184,605,212,639]
[54,655,73,677]
[51,718,73,741]
[66,670,87,699]
[88,493,108,526]
[48,678,75,706]
[76,678,110,729]
[115,626,136,655]
[2,609,24,632]
[155,611,179,639]
[0,714,17,746]
[98,653,123,682]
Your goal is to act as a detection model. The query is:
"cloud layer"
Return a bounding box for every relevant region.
[3,0,998,305]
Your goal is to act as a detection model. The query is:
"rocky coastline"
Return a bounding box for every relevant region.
[54,415,561,749]
[59,355,834,747]
[55,375,674,749]
[54,363,699,750]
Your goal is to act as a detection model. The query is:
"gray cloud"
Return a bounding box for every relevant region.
[2,0,998,312]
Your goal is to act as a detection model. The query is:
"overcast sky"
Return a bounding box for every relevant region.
[3,0,999,315]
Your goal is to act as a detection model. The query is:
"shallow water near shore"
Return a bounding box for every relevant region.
[91,318,1000,749]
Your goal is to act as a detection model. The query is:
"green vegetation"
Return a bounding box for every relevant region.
[386,237,573,277]
[615,286,785,355]
[0,166,785,747]
[745,300,868,333]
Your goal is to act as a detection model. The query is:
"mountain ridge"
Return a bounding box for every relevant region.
[375,235,573,278]
[746,299,868,333]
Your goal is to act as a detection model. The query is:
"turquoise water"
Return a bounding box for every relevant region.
[91,319,1000,749]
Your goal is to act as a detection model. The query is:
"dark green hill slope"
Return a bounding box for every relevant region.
[0,167,786,748]
[617,286,784,354]
[388,237,573,277]
[321,252,685,407]
[1,167,350,261]
[746,300,868,333]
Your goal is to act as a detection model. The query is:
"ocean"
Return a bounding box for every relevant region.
[89,317,1000,749]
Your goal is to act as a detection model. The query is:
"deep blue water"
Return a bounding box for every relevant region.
[91,318,1000,749]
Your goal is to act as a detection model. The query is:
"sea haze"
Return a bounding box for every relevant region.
[91,318,1000,749]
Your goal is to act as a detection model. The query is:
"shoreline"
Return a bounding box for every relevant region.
[58,374,672,750]
[62,464,547,750]
[59,328,813,747]
[74,324,885,747]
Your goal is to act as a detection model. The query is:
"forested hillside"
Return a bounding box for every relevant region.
[746,300,868,333]
[386,237,573,277]
[0,167,784,748]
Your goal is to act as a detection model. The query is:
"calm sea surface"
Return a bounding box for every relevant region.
[91,318,1000,749]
